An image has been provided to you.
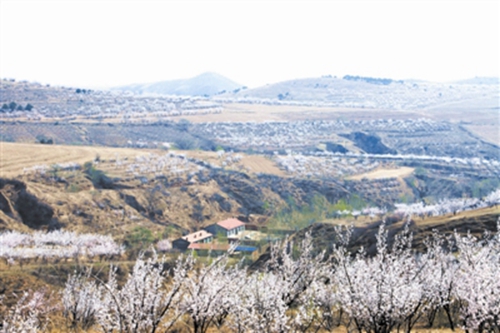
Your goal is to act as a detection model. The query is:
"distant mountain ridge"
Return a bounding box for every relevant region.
[114,72,243,97]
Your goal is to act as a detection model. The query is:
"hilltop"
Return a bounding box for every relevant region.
[219,75,499,111]
[113,72,244,96]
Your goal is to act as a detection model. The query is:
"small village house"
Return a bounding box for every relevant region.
[205,218,246,239]
[172,230,213,251]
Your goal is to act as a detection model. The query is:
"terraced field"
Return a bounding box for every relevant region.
[0,142,158,178]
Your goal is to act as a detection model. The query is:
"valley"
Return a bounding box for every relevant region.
[2,0,499,328]
[0,75,499,332]
[1,75,499,252]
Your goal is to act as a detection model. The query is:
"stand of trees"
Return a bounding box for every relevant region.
[1,102,33,112]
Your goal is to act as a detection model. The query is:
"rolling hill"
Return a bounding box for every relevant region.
[219,75,499,111]
[114,72,243,96]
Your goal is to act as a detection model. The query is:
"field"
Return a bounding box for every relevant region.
[347,166,414,180]
[184,150,286,176]
[0,142,288,179]
[0,142,160,178]
[462,124,500,145]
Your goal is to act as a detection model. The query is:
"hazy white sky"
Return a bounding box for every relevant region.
[1,0,498,88]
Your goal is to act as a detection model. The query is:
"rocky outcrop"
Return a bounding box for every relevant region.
[340,132,396,155]
[325,142,348,153]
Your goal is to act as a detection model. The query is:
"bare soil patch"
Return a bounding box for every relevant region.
[462,124,500,146]
[182,150,285,176]
[238,155,285,176]
[347,166,414,180]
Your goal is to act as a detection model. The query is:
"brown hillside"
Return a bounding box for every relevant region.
[0,144,350,241]
[304,206,500,257]
[251,206,500,271]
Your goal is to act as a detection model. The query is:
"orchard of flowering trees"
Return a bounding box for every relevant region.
[192,118,499,160]
[2,221,500,333]
[394,189,500,218]
[0,230,123,264]
[326,189,500,221]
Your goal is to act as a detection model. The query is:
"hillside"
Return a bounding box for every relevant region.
[114,72,243,96]
[0,79,222,122]
[2,77,498,146]
[306,206,500,257]
[2,143,498,238]
[0,143,354,237]
[220,75,499,111]
[192,119,500,159]
[250,205,500,272]
[1,141,499,332]
[1,77,498,245]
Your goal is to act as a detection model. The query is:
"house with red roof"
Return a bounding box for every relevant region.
[172,230,213,251]
[205,218,246,238]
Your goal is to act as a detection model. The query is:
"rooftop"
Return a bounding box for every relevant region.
[217,218,245,230]
[182,230,213,243]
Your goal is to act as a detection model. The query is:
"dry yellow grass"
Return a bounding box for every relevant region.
[462,124,500,145]
[347,166,414,181]
[172,149,285,176]
[410,205,500,227]
[238,154,286,176]
[0,142,161,178]
[0,142,286,178]
[0,142,288,236]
